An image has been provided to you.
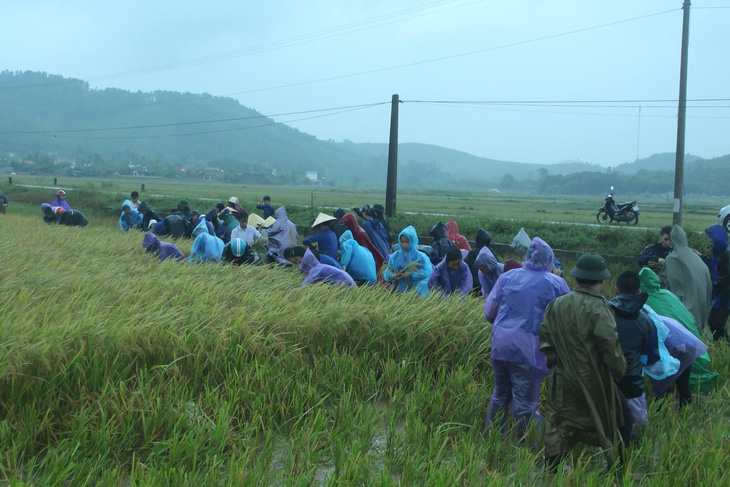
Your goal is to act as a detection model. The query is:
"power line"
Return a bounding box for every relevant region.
[85,0,487,81]
[0,102,389,135]
[403,97,730,105]
[221,8,680,95]
[50,104,385,140]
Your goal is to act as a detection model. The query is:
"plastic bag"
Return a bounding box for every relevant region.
[642,305,680,380]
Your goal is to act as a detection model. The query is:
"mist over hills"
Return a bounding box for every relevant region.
[1,71,726,194]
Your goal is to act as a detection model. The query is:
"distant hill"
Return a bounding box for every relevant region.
[1,70,728,193]
[612,152,702,174]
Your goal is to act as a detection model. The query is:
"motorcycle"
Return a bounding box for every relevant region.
[596,187,639,225]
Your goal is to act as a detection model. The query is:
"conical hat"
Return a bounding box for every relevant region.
[312,212,336,227]
[262,216,277,228]
[247,213,266,228]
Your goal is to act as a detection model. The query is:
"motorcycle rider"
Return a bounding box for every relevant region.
[637,226,673,266]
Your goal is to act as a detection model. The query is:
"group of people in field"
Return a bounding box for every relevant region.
[42,188,729,471]
[38,189,89,226]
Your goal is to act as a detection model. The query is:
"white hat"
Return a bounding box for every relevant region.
[312,212,336,228]
[147,219,158,230]
[228,196,239,204]
[247,213,265,228]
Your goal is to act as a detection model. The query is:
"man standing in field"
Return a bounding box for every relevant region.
[540,253,627,470]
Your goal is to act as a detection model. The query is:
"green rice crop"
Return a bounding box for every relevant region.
[1,211,729,485]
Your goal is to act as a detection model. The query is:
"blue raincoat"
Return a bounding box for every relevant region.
[363,217,391,261]
[383,226,432,297]
[339,230,377,284]
[299,249,356,287]
[119,199,143,232]
[428,257,473,296]
[189,219,224,263]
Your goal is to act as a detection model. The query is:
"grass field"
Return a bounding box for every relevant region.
[1,206,730,485]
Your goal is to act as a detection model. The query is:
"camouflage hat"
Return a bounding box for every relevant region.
[570,252,610,280]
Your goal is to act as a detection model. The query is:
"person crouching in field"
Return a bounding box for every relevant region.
[299,249,356,287]
[303,213,339,262]
[383,226,432,297]
[483,237,568,441]
[119,200,143,232]
[142,233,185,262]
[540,253,627,470]
[189,219,224,264]
[41,203,60,224]
[56,207,88,227]
[609,270,660,438]
[428,247,473,297]
[221,238,256,266]
[285,246,342,269]
[339,230,377,285]
[475,246,503,298]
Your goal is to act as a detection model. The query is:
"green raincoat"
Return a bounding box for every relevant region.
[660,225,712,333]
[639,267,717,389]
[540,286,627,464]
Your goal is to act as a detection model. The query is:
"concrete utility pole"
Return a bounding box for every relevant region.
[385,94,400,217]
[673,0,691,226]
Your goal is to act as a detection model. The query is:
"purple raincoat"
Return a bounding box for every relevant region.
[484,237,570,374]
[650,315,708,395]
[51,197,72,211]
[428,257,473,296]
[142,232,186,262]
[267,206,295,264]
[299,249,356,287]
[475,246,504,298]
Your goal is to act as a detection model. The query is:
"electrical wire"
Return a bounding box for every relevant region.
[50,103,386,140]
[0,102,389,135]
[85,0,487,81]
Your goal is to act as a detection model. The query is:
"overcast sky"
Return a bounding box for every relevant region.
[2,0,729,166]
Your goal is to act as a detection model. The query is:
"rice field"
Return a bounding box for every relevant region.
[1,210,729,485]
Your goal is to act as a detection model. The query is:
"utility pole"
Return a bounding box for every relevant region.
[385,94,400,217]
[673,0,691,226]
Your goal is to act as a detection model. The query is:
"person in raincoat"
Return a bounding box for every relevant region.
[697,224,730,341]
[363,204,391,261]
[142,232,186,262]
[52,190,72,211]
[428,221,455,265]
[639,267,717,394]
[383,226,432,298]
[339,230,377,285]
[302,213,339,261]
[119,200,143,232]
[299,249,356,287]
[540,253,627,469]
[660,225,712,334]
[609,271,660,436]
[267,206,296,265]
[188,218,224,264]
[41,203,60,224]
[484,237,569,439]
[475,246,503,298]
[173,199,192,220]
[446,220,471,252]
[218,208,239,244]
[285,246,342,269]
[221,238,256,266]
[137,201,162,232]
[466,229,498,295]
[428,247,473,297]
[340,213,385,271]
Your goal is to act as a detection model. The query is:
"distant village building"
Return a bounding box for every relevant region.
[305,171,318,181]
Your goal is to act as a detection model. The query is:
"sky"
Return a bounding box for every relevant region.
[2,0,729,166]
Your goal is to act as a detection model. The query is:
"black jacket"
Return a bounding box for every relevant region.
[221,242,256,265]
[59,209,88,227]
[137,201,161,231]
[609,292,660,398]
[637,241,672,266]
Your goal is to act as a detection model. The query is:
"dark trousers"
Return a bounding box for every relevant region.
[708,306,730,341]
